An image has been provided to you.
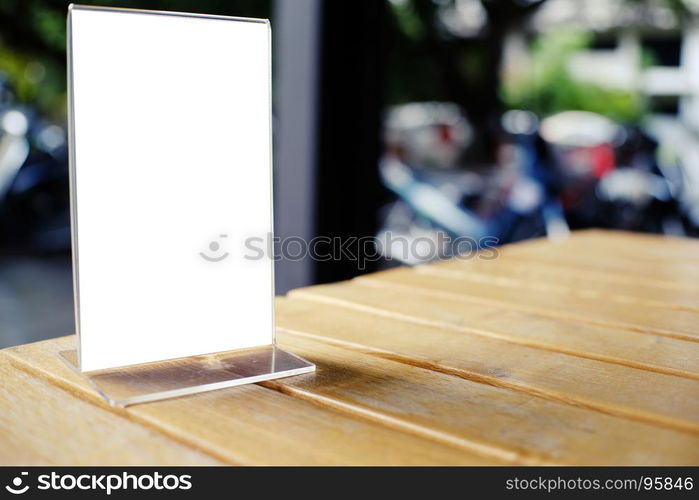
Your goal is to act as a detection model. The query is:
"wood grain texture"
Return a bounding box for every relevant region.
[3,337,489,465]
[427,260,699,312]
[290,279,699,380]
[358,268,699,342]
[1,230,698,465]
[512,229,699,263]
[0,353,219,465]
[273,334,699,465]
[499,232,699,286]
[275,296,699,434]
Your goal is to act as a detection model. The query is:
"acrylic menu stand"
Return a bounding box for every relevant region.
[59,346,314,407]
[62,5,315,407]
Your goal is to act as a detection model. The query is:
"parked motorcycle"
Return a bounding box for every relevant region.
[377,102,695,265]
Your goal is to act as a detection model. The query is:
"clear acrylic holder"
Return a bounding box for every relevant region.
[59,345,315,407]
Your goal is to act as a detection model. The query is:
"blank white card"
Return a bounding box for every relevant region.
[69,6,274,371]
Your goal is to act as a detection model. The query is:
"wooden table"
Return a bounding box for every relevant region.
[2,230,699,465]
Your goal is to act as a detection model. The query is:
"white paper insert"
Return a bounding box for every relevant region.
[69,7,274,371]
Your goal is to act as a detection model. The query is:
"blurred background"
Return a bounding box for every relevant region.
[1,0,698,348]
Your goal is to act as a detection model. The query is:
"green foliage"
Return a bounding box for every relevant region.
[0,42,65,118]
[389,0,425,42]
[501,30,645,123]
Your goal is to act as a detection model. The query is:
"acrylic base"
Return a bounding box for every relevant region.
[59,345,315,407]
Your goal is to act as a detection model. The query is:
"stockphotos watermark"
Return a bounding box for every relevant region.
[199,232,500,268]
[4,470,192,496]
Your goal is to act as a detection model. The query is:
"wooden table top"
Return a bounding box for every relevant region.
[2,229,699,465]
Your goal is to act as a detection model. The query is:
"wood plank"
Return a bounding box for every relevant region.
[0,353,219,465]
[499,237,699,286]
[3,337,492,465]
[359,268,699,342]
[429,258,699,311]
[502,242,699,272]
[289,280,699,380]
[451,254,699,292]
[541,230,699,260]
[504,230,699,255]
[5,230,694,465]
[276,296,699,434]
[272,332,699,465]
